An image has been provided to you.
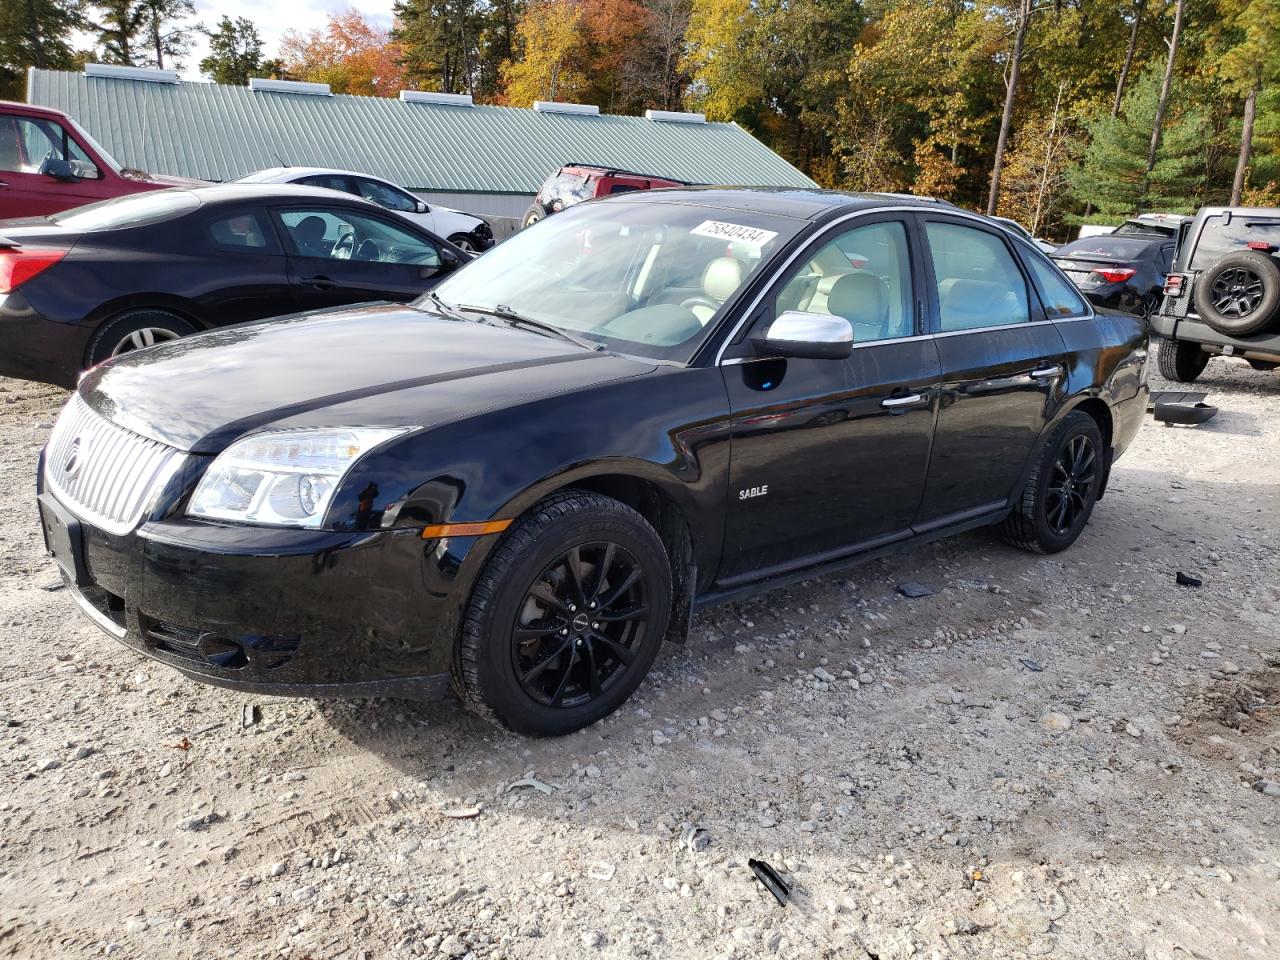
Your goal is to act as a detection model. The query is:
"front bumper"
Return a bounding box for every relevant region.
[42,487,466,700]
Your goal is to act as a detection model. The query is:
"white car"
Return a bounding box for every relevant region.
[235,167,494,252]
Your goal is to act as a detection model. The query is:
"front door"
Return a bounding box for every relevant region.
[274,206,454,312]
[718,216,941,582]
[914,216,1069,527]
[0,113,109,219]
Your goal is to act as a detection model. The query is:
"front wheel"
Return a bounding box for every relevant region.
[1156,338,1209,383]
[452,491,671,736]
[448,233,478,254]
[521,204,547,229]
[1001,411,1104,554]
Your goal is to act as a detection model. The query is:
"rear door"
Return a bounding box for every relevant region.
[718,214,942,582]
[0,113,110,218]
[272,204,456,311]
[914,215,1069,528]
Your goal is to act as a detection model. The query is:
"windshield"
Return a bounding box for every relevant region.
[429,200,803,362]
[1055,237,1156,261]
[65,117,122,175]
[51,189,200,230]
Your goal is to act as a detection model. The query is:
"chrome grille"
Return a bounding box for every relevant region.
[44,394,188,535]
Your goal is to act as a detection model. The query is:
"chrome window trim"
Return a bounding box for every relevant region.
[713,204,1095,365]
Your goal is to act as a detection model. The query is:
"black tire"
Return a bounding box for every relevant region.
[1156,338,1209,383]
[1001,411,1104,554]
[87,310,197,367]
[1194,251,1280,336]
[1246,358,1278,371]
[448,233,478,253]
[521,204,547,229]
[452,490,671,736]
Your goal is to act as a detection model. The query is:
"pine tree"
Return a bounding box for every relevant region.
[199,16,265,86]
[1069,64,1206,219]
[0,0,80,98]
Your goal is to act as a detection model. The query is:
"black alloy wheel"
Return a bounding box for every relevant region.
[1194,251,1280,336]
[453,490,671,736]
[1208,266,1265,319]
[512,541,649,709]
[1045,434,1097,535]
[1002,410,1104,554]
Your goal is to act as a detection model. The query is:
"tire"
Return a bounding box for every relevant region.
[1001,411,1105,554]
[1194,251,1280,336]
[452,490,671,736]
[87,310,197,367]
[448,233,478,254]
[1156,338,1209,383]
[1246,358,1278,371]
[521,204,547,229]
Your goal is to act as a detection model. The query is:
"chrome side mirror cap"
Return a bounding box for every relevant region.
[752,311,853,360]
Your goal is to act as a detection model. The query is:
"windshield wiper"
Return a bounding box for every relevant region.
[424,290,470,323]
[458,303,602,351]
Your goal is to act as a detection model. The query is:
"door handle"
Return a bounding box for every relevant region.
[1032,363,1065,380]
[301,275,338,290]
[881,393,928,411]
[0,180,8,188]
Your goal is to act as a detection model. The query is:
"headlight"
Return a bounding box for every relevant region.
[187,427,408,528]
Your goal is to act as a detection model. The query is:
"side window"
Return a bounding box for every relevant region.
[925,221,1030,331]
[298,174,353,194]
[278,209,440,267]
[207,211,275,253]
[355,178,418,213]
[1023,253,1088,318]
[772,220,915,342]
[0,115,100,178]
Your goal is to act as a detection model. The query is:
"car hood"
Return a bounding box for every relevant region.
[78,304,654,453]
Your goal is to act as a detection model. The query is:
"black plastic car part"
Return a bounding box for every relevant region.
[1153,401,1218,426]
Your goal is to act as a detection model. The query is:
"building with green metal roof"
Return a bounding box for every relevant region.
[26,66,816,234]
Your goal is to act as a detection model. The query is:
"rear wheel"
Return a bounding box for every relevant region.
[1002,411,1104,554]
[1156,338,1209,383]
[452,491,671,736]
[87,309,197,367]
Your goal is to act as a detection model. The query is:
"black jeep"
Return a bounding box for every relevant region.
[1153,206,1280,382]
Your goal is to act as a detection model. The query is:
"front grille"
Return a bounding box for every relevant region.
[44,394,188,535]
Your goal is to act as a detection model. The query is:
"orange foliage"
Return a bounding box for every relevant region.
[279,9,404,97]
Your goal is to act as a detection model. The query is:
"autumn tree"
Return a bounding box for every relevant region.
[200,16,265,86]
[500,0,587,104]
[280,10,405,96]
[1217,0,1280,203]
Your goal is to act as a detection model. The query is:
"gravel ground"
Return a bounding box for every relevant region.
[1,348,1278,960]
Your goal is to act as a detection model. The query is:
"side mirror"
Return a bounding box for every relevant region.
[751,311,853,360]
[415,200,429,214]
[39,156,80,182]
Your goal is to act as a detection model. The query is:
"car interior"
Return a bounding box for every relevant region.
[280,210,440,266]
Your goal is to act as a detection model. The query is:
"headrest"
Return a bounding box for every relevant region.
[826,272,887,326]
[296,215,327,240]
[939,278,1018,328]
[702,257,745,302]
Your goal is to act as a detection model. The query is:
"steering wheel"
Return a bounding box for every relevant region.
[680,295,721,313]
[332,232,355,260]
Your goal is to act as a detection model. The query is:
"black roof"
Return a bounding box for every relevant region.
[601,186,955,222]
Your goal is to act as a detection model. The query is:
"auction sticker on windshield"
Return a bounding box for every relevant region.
[690,220,779,247]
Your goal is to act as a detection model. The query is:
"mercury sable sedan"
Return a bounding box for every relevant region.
[37,189,1149,736]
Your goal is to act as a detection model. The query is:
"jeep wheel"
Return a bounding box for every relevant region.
[521,204,547,229]
[1194,251,1280,336]
[1001,411,1104,554]
[1156,338,1209,383]
[453,491,671,736]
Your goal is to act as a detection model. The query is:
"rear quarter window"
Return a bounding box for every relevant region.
[1191,216,1280,271]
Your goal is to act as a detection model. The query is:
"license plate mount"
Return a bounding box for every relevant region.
[38,493,89,587]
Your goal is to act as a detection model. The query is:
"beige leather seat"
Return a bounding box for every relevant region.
[692,257,746,324]
[826,272,890,342]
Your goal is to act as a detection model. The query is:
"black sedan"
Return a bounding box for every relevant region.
[0,184,468,386]
[1051,234,1176,317]
[37,189,1149,736]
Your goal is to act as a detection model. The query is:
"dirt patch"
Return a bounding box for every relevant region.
[1,349,1279,960]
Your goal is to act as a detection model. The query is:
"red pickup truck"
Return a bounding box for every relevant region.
[0,101,198,219]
